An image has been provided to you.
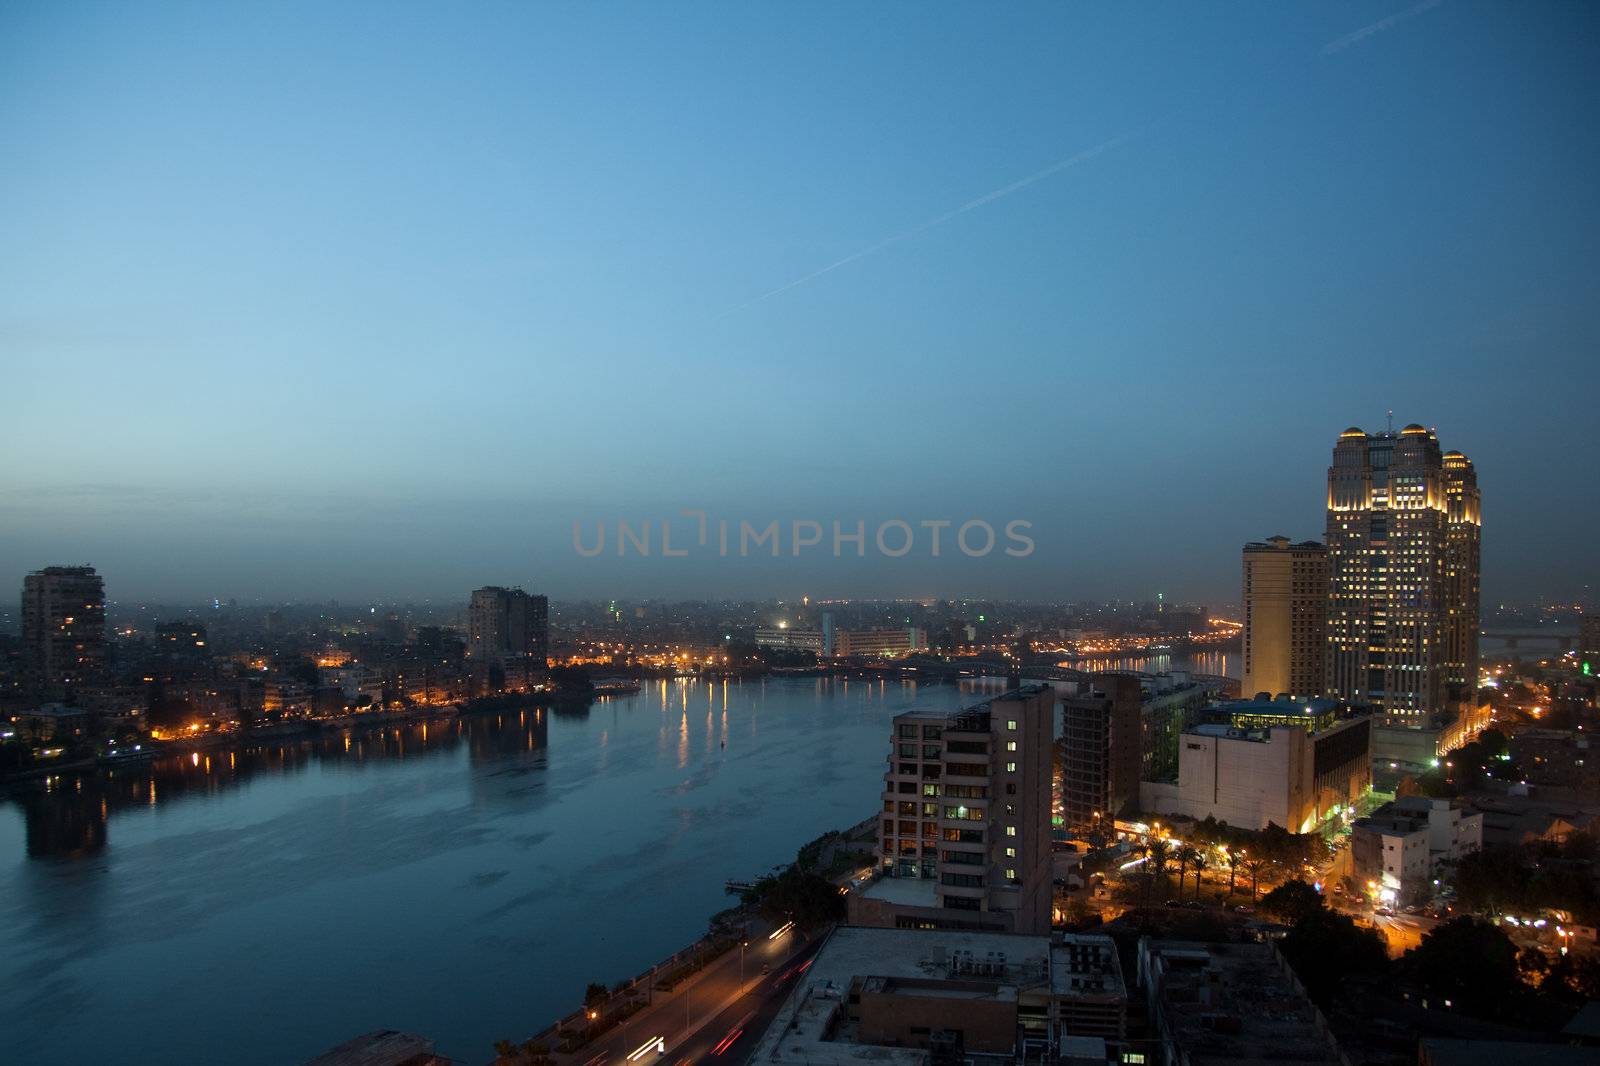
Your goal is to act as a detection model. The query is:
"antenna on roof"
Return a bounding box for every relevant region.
[1386,409,1394,434]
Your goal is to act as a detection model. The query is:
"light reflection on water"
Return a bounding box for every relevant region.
[1065,649,1236,678]
[0,676,1008,1066]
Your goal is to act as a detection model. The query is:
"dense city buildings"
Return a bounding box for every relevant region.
[466,586,549,670]
[1240,536,1327,700]
[20,565,106,699]
[853,687,1053,934]
[1325,425,1481,725]
[1141,697,1372,832]
[1059,674,1143,829]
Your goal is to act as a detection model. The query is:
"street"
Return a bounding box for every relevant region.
[552,923,824,1066]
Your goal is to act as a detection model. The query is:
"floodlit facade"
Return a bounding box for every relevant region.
[831,627,927,658]
[1142,698,1372,833]
[1241,536,1327,700]
[1325,425,1481,724]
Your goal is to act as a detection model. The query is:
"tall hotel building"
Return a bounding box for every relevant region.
[1241,537,1328,700]
[850,687,1054,934]
[1325,425,1481,723]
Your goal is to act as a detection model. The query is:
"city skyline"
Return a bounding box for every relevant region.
[5,2,1598,606]
[5,5,1600,1066]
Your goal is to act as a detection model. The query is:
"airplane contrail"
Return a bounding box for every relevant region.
[723,4,1439,316]
[719,128,1142,316]
[1323,0,1444,55]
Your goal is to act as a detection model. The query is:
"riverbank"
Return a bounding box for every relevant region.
[0,686,643,787]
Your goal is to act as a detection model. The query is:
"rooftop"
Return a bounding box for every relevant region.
[858,875,939,907]
[1049,934,1124,999]
[748,927,1051,1066]
[1143,940,1342,1065]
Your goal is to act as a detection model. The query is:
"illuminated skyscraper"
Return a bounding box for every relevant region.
[1324,425,1481,723]
[1241,536,1328,700]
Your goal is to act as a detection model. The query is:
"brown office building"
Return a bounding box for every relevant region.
[1060,674,1143,830]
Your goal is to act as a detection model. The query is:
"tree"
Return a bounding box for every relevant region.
[741,867,845,931]
[1189,850,1209,901]
[1222,847,1240,897]
[1145,838,1171,903]
[1281,908,1389,1003]
[583,983,608,1007]
[548,666,595,694]
[1401,917,1521,1017]
[1241,852,1270,901]
[492,1040,553,1066]
[1260,879,1324,925]
[1175,845,1199,900]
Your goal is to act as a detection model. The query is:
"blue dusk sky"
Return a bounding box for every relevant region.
[1,1,1596,607]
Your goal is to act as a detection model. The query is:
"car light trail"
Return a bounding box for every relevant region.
[627,1037,665,1061]
[768,920,794,939]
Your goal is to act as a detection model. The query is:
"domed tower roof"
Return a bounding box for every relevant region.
[1401,423,1428,435]
[1339,426,1365,439]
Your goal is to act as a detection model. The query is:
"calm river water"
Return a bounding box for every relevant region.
[1,677,1014,1065]
[0,655,1235,1065]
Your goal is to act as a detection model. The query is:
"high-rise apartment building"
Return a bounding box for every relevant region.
[1060,674,1143,830]
[1241,537,1328,700]
[851,686,1054,934]
[466,586,549,666]
[21,565,107,697]
[1325,424,1481,724]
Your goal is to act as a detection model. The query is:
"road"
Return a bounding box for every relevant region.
[556,923,823,1066]
[659,939,825,1066]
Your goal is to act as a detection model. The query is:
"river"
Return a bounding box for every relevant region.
[1,676,1021,1065]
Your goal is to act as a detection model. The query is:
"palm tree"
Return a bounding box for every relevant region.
[1222,847,1240,896]
[1145,838,1171,904]
[1241,852,1270,901]
[1189,851,1208,901]
[1175,845,1199,901]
